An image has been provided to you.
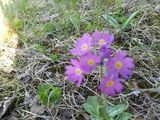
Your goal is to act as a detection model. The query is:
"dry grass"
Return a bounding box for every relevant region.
[0,0,160,119]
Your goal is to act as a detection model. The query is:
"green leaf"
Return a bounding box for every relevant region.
[84,96,113,120]
[44,22,53,32]
[106,104,129,117]
[118,112,132,120]
[85,22,92,31]
[33,44,45,53]
[91,117,98,120]
[108,15,119,28]
[49,87,61,104]
[120,10,139,32]
[69,11,80,33]
[38,84,51,105]
[18,0,28,12]
[84,96,103,119]
[83,96,100,116]
[12,17,23,30]
[115,0,122,5]
[50,54,58,61]
[38,83,61,106]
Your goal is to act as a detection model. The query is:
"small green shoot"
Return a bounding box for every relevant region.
[44,22,53,32]
[0,0,28,19]
[33,44,45,53]
[12,17,23,30]
[50,53,58,61]
[120,10,139,32]
[118,112,132,120]
[38,83,61,106]
[84,96,131,120]
[84,96,108,120]
[108,15,119,29]
[69,11,81,33]
[106,104,129,117]
[107,10,139,33]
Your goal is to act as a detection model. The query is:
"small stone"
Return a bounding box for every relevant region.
[155,5,160,12]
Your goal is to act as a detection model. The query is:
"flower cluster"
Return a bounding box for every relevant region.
[65,31,134,96]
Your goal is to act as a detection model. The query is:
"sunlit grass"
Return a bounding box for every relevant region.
[0,0,18,73]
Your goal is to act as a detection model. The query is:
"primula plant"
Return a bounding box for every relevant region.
[65,31,134,95]
[65,31,134,119]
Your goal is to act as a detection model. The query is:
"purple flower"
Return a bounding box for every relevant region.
[65,59,84,86]
[80,52,100,73]
[98,75,123,96]
[70,33,92,55]
[99,47,112,59]
[92,31,114,48]
[106,50,135,79]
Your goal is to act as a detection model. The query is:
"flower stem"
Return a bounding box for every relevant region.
[100,65,106,107]
[100,65,103,80]
[100,65,108,119]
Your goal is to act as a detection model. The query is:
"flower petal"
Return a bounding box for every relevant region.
[119,67,132,79]
[103,32,114,44]
[115,50,127,60]
[92,31,101,41]
[123,57,135,68]
[104,87,116,96]
[65,65,75,74]
[71,59,80,67]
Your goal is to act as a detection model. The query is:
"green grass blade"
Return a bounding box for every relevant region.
[120,10,139,32]
[108,15,119,28]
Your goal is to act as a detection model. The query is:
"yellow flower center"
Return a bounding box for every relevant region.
[98,39,106,45]
[87,59,94,66]
[82,44,87,51]
[106,80,114,87]
[115,61,122,69]
[76,68,81,75]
